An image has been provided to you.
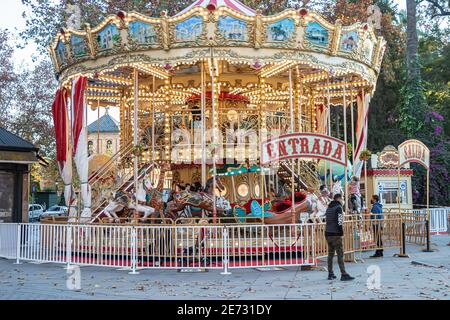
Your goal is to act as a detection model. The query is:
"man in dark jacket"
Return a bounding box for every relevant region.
[370,194,384,257]
[325,194,354,281]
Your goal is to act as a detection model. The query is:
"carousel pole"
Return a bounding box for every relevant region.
[322,86,327,188]
[350,82,355,175]
[327,74,333,190]
[152,75,155,163]
[97,99,100,154]
[289,68,296,223]
[296,71,302,187]
[362,88,368,208]
[343,78,348,215]
[133,68,139,210]
[210,47,217,223]
[259,77,266,222]
[201,61,206,187]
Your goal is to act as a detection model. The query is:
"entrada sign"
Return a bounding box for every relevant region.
[398,139,430,169]
[261,133,347,166]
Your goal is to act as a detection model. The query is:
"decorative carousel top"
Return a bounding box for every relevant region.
[49,0,386,87]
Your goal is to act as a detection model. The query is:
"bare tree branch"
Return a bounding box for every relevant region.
[424,0,450,18]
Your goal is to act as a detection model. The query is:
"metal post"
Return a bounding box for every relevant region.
[14,224,22,265]
[129,227,139,274]
[66,224,72,269]
[221,227,231,275]
[423,169,433,252]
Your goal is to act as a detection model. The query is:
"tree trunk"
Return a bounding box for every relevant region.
[406,0,420,81]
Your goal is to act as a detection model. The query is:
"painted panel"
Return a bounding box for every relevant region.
[175,16,203,42]
[70,35,88,57]
[340,31,358,52]
[305,21,329,46]
[218,16,248,41]
[129,21,158,44]
[96,24,120,50]
[362,37,374,61]
[267,18,295,42]
[55,41,66,65]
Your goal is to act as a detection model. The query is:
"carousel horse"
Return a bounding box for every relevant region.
[165,176,231,220]
[146,162,172,218]
[254,187,328,224]
[103,180,156,223]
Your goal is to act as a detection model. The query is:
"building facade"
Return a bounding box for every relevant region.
[0,127,41,222]
[87,110,120,156]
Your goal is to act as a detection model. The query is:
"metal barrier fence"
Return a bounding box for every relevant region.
[0,223,18,259]
[0,213,410,273]
[429,208,449,234]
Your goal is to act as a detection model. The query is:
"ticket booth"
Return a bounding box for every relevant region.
[361,145,414,210]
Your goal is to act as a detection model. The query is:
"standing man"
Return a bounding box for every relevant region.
[370,194,384,257]
[325,193,355,281]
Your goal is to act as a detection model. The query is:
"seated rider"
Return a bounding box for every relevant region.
[349,176,362,214]
[331,176,343,198]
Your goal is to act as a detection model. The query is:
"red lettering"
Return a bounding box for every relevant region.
[299,138,309,154]
[311,138,321,154]
[288,138,299,154]
[278,140,288,157]
[322,140,332,156]
[266,142,276,159]
[332,144,344,162]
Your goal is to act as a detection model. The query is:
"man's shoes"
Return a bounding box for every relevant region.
[370,253,383,258]
[341,274,355,281]
[327,273,337,280]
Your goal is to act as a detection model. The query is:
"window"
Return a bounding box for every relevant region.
[88,140,94,156]
[377,180,408,205]
[106,140,113,155]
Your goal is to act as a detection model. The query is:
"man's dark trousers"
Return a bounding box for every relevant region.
[326,235,347,274]
[372,223,383,256]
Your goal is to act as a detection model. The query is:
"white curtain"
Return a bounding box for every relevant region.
[72,77,92,221]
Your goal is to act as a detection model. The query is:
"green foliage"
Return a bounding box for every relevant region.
[399,74,428,138]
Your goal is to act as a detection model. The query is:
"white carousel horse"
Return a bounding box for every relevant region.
[304,192,328,223]
[103,178,156,223]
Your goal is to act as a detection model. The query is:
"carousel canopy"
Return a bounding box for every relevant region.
[50,3,386,91]
[177,0,256,16]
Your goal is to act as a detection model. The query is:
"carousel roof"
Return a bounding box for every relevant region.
[177,0,256,16]
[50,3,386,98]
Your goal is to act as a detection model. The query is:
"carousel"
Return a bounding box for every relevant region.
[49,0,386,226]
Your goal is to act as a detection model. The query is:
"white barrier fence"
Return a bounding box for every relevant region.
[0,209,447,272]
[0,223,18,259]
[1,223,317,273]
[401,208,449,234]
[429,208,449,234]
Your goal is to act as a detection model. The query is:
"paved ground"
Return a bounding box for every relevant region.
[0,235,449,300]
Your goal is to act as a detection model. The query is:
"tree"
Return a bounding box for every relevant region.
[7,59,58,156]
[20,0,192,54]
[0,30,17,127]
[420,0,450,18]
